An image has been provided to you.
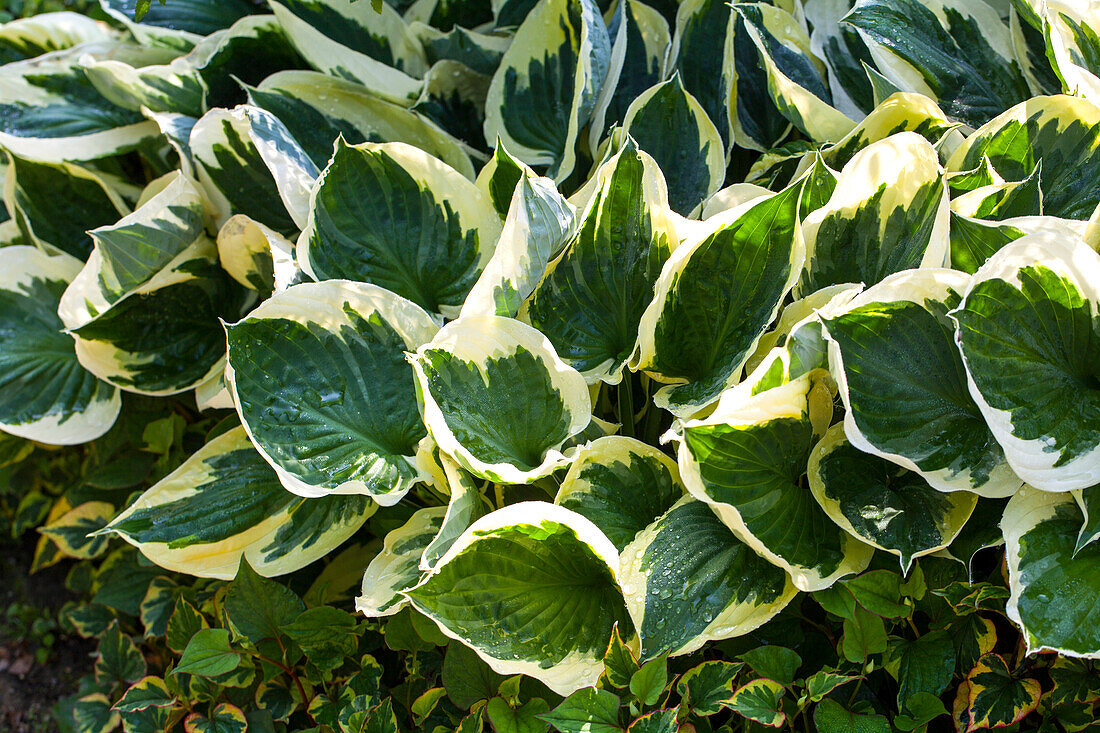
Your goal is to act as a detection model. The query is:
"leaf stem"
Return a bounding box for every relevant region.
[618,377,635,438]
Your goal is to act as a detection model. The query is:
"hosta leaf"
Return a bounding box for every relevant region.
[941,497,1007,582]
[413,22,511,76]
[619,497,797,660]
[216,214,300,294]
[669,0,734,148]
[236,105,319,232]
[700,182,774,221]
[410,316,592,483]
[950,163,1043,221]
[405,0,494,33]
[735,3,856,143]
[225,280,438,503]
[103,427,375,579]
[3,154,130,260]
[621,74,725,217]
[822,268,1019,496]
[59,171,204,316]
[1036,0,1100,104]
[843,0,1031,128]
[523,140,676,383]
[58,174,251,395]
[462,166,577,319]
[587,0,670,156]
[1002,486,1100,657]
[420,456,488,570]
[300,140,500,318]
[186,15,304,110]
[406,502,631,696]
[802,133,948,297]
[0,246,119,444]
[101,0,253,41]
[356,507,445,617]
[803,0,877,116]
[189,106,297,236]
[0,12,117,65]
[635,181,805,417]
[0,53,160,162]
[249,71,476,179]
[952,233,1100,491]
[947,212,1087,275]
[268,0,423,104]
[946,94,1100,220]
[809,426,977,572]
[818,91,956,171]
[555,436,683,552]
[475,141,533,218]
[1074,485,1100,555]
[743,282,860,380]
[80,54,205,117]
[484,0,611,181]
[145,110,198,178]
[964,654,1041,730]
[673,374,874,591]
[412,60,491,149]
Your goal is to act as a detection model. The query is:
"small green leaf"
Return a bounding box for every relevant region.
[803,670,859,702]
[166,597,207,655]
[73,693,120,733]
[443,641,505,708]
[841,571,909,618]
[539,687,620,733]
[174,628,240,678]
[727,678,786,728]
[602,623,639,689]
[676,660,744,715]
[486,696,551,733]
[841,607,887,663]
[411,688,447,725]
[184,702,248,733]
[887,630,955,711]
[139,577,179,639]
[893,692,947,731]
[224,558,305,645]
[94,621,147,687]
[113,676,175,713]
[737,646,801,687]
[965,653,1041,731]
[281,607,358,672]
[625,709,677,733]
[813,698,891,733]
[629,655,668,706]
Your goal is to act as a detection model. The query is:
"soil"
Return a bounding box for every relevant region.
[0,534,95,733]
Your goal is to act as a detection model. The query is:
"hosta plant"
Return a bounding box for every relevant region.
[4,0,1100,730]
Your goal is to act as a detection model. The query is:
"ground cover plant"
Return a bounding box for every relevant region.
[2,0,1100,730]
